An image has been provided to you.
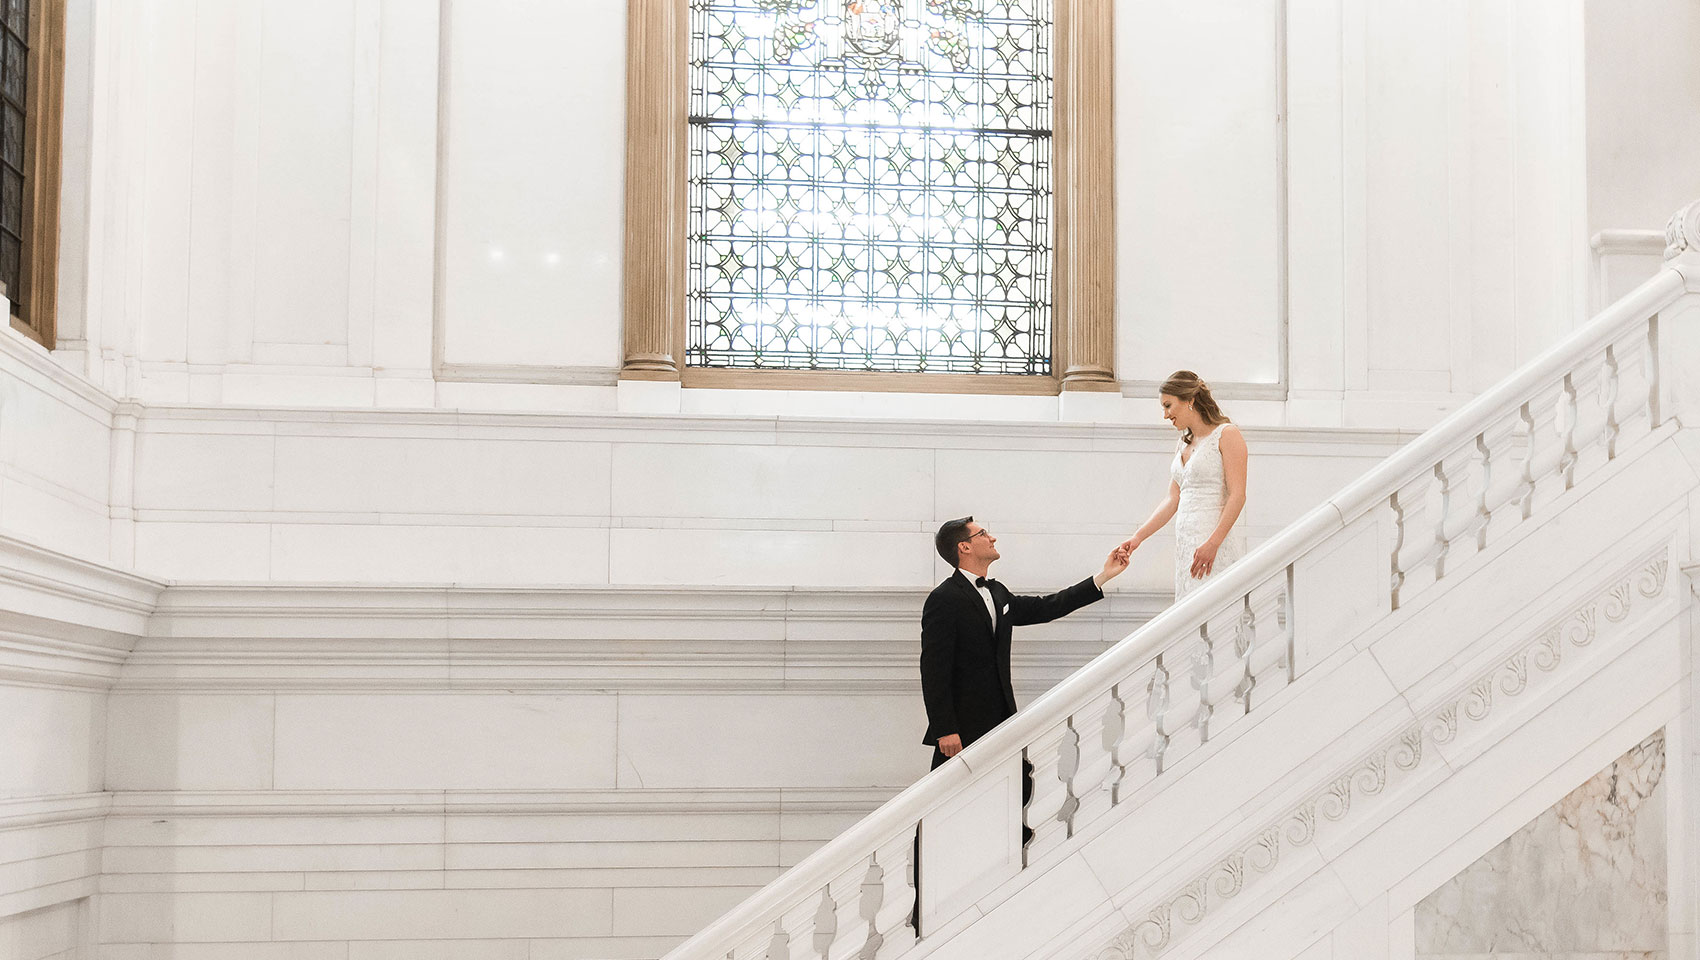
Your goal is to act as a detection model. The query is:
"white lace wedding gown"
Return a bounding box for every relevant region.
[1171,426,1245,599]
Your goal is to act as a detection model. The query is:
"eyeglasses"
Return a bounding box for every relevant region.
[962,528,993,543]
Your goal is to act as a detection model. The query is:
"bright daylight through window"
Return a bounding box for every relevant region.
[687,0,1054,374]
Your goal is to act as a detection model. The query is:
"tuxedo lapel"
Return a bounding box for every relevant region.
[955,573,995,634]
[986,581,1018,713]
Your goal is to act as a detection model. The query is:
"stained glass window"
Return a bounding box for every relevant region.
[0,0,26,319]
[687,0,1053,374]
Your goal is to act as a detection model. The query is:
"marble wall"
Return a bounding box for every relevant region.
[1415,730,1669,960]
[44,0,1683,428]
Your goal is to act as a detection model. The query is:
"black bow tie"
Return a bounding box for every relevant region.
[975,577,994,589]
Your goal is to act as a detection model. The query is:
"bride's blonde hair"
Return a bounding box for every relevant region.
[1160,370,1229,445]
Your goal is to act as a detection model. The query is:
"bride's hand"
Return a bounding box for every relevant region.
[1190,540,1220,579]
[1118,536,1140,556]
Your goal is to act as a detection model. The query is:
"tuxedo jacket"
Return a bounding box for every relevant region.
[920,572,1104,748]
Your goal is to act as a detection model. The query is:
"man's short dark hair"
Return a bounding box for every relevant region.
[935,516,974,567]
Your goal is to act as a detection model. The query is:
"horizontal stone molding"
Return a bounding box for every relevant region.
[104,787,896,819]
[0,792,111,831]
[0,534,162,622]
[128,401,1416,452]
[125,583,1164,692]
[0,534,161,687]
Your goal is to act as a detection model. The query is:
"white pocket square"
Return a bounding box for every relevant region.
[1001,604,1010,614]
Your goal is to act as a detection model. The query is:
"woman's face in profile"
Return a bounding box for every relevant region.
[1159,394,1191,431]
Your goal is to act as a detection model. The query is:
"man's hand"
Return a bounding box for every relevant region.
[938,733,963,758]
[1094,545,1131,588]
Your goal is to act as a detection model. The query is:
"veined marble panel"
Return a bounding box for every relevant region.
[1415,731,1668,958]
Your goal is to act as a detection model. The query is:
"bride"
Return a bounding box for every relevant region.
[1120,371,1248,599]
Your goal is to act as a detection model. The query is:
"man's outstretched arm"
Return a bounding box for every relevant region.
[1008,545,1130,626]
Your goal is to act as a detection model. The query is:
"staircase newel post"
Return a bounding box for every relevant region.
[1656,200,1700,429]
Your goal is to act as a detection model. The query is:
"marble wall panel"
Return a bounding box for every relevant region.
[267,523,611,585]
[251,0,355,349]
[614,692,929,790]
[270,693,619,791]
[132,521,275,581]
[133,431,276,512]
[609,527,932,587]
[610,443,934,522]
[0,686,103,800]
[271,435,612,517]
[437,0,623,370]
[1415,731,1668,958]
[0,900,82,960]
[104,694,275,792]
[268,888,615,941]
[97,891,273,944]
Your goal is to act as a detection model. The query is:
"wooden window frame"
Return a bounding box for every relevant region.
[621,0,1116,395]
[5,0,65,350]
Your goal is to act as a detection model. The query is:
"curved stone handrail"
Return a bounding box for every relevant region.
[664,256,1694,960]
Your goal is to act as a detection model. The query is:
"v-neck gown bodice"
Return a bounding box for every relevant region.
[1170,427,1245,599]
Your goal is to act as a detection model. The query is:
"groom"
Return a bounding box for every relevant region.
[921,517,1130,769]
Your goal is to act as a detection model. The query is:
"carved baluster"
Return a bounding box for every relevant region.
[1110,662,1161,802]
[861,831,917,959]
[1230,594,1257,714]
[1568,351,1613,481]
[1558,372,1580,490]
[1389,471,1435,609]
[1435,439,1487,577]
[1476,415,1520,551]
[749,892,825,960]
[1161,637,1206,767]
[1389,489,1406,610]
[1516,399,1538,520]
[1431,460,1452,580]
[1145,656,1173,777]
[1068,689,1121,835]
[1606,319,1657,445]
[1196,596,1252,741]
[1643,316,1661,428]
[820,857,876,960]
[1244,574,1293,708]
[1472,431,1492,552]
[1188,623,1216,741]
[1600,344,1621,460]
[1518,382,1566,517]
[1102,682,1129,805]
[1023,720,1074,863]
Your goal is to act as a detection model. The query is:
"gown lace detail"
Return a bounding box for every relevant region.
[1171,426,1244,599]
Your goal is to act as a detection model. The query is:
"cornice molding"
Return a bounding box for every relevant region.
[128,585,1165,693]
[126,401,1418,450]
[0,326,118,417]
[106,787,896,818]
[0,791,112,830]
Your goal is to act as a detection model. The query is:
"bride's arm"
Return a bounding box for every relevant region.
[1121,480,1181,552]
[1204,425,1249,547]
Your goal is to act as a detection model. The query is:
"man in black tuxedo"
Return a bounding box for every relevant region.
[921,516,1130,769]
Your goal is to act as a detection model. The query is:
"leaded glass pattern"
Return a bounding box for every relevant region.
[0,0,26,318]
[687,0,1053,374]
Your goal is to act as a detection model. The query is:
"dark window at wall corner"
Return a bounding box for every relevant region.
[3,0,63,350]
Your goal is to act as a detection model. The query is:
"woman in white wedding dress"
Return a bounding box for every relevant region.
[1119,371,1249,599]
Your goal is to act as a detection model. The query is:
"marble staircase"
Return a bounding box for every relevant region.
[663,206,1700,960]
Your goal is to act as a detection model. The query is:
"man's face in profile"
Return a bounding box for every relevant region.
[959,521,1000,567]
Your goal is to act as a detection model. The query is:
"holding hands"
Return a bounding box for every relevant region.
[1113,533,1223,579]
[1095,541,1132,588]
